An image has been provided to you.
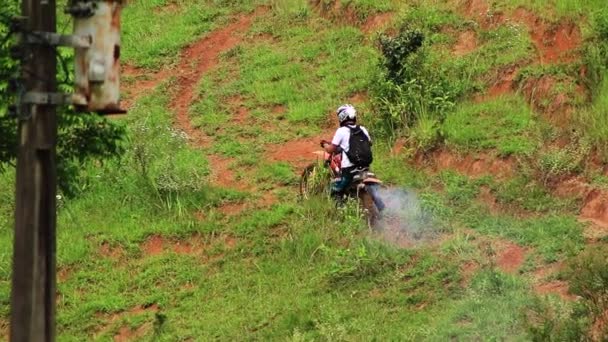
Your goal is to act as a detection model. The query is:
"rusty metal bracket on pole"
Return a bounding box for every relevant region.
[21,92,73,106]
[25,31,92,48]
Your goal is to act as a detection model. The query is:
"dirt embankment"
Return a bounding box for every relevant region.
[459,0,583,110]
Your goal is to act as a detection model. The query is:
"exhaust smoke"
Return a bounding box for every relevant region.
[375,187,441,247]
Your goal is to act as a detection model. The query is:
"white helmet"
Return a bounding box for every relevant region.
[336,104,356,124]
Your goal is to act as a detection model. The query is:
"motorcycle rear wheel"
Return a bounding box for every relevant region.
[359,189,380,229]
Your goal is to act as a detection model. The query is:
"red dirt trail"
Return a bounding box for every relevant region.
[171,13,260,148]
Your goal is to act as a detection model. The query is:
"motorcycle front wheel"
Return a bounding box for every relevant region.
[299,163,331,200]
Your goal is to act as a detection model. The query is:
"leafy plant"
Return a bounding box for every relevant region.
[529,133,590,185]
[377,27,425,83]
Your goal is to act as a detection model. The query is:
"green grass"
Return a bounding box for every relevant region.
[121,0,269,69]
[190,9,379,147]
[3,0,607,339]
[576,73,608,160]
[442,95,538,156]
[121,1,224,69]
[494,0,606,21]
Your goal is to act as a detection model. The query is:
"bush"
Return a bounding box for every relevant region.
[526,245,608,341]
[528,133,590,185]
[371,27,458,140]
[409,113,441,154]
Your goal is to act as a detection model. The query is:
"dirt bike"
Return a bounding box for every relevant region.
[299,140,385,228]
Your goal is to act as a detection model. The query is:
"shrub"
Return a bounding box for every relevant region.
[409,113,441,154]
[526,245,608,341]
[371,27,459,141]
[529,133,590,185]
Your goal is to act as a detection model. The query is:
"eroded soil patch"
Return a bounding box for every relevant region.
[581,190,608,230]
[453,30,478,56]
[423,149,515,179]
[99,241,126,260]
[140,234,236,258]
[495,241,527,274]
[362,12,394,33]
[141,235,205,256]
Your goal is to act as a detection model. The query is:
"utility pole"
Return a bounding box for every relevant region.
[11,0,57,340]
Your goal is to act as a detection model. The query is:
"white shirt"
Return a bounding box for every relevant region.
[331,125,371,168]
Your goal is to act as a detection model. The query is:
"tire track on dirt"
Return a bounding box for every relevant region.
[125,11,261,188]
[169,13,259,149]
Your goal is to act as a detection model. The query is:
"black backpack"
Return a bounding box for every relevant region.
[346,126,373,166]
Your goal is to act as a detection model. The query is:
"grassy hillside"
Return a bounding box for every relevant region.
[2,0,608,340]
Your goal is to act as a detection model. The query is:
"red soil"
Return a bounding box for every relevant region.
[535,280,575,301]
[140,234,238,258]
[453,30,478,56]
[226,96,250,124]
[142,235,164,256]
[141,235,205,256]
[496,241,527,274]
[478,186,500,214]
[429,149,515,179]
[520,75,578,122]
[58,267,71,282]
[513,8,581,64]
[265,127,335,170]
[487,67,518,98]
[272,105,286,115]
[113,304,159,341]
[391,138,406,156]
[218,202,247,216]
[362,12,394,33]
[171,13,259,148]
[99,241,126,260]
[348,91,369,107]
[581,190,608,229]
[591,310,608,342]
[464,0,490,19]
[121,64,173,110]
[456,1,583,113]
[460,260,480,286]
[208,154,250,190]
[95,304,159,340]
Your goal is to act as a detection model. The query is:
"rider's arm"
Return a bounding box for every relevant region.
[325,127,345,154]
[323,143,340,154]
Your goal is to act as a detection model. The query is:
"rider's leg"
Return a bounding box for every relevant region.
[331,167,355,206]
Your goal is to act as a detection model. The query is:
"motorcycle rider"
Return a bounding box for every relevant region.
[321,104,385,211]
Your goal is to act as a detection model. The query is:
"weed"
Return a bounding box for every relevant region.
[461,212,584,262]
[492,176,579,213]
[527,245,608,341]
[122,1,224,68]
[371,26,459,138]
[325,240,405,288]
[575,74,608,161]
[442,95,538,156]
[527,132,591,185]
[255,162,296,186]
[408,110,442,154]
